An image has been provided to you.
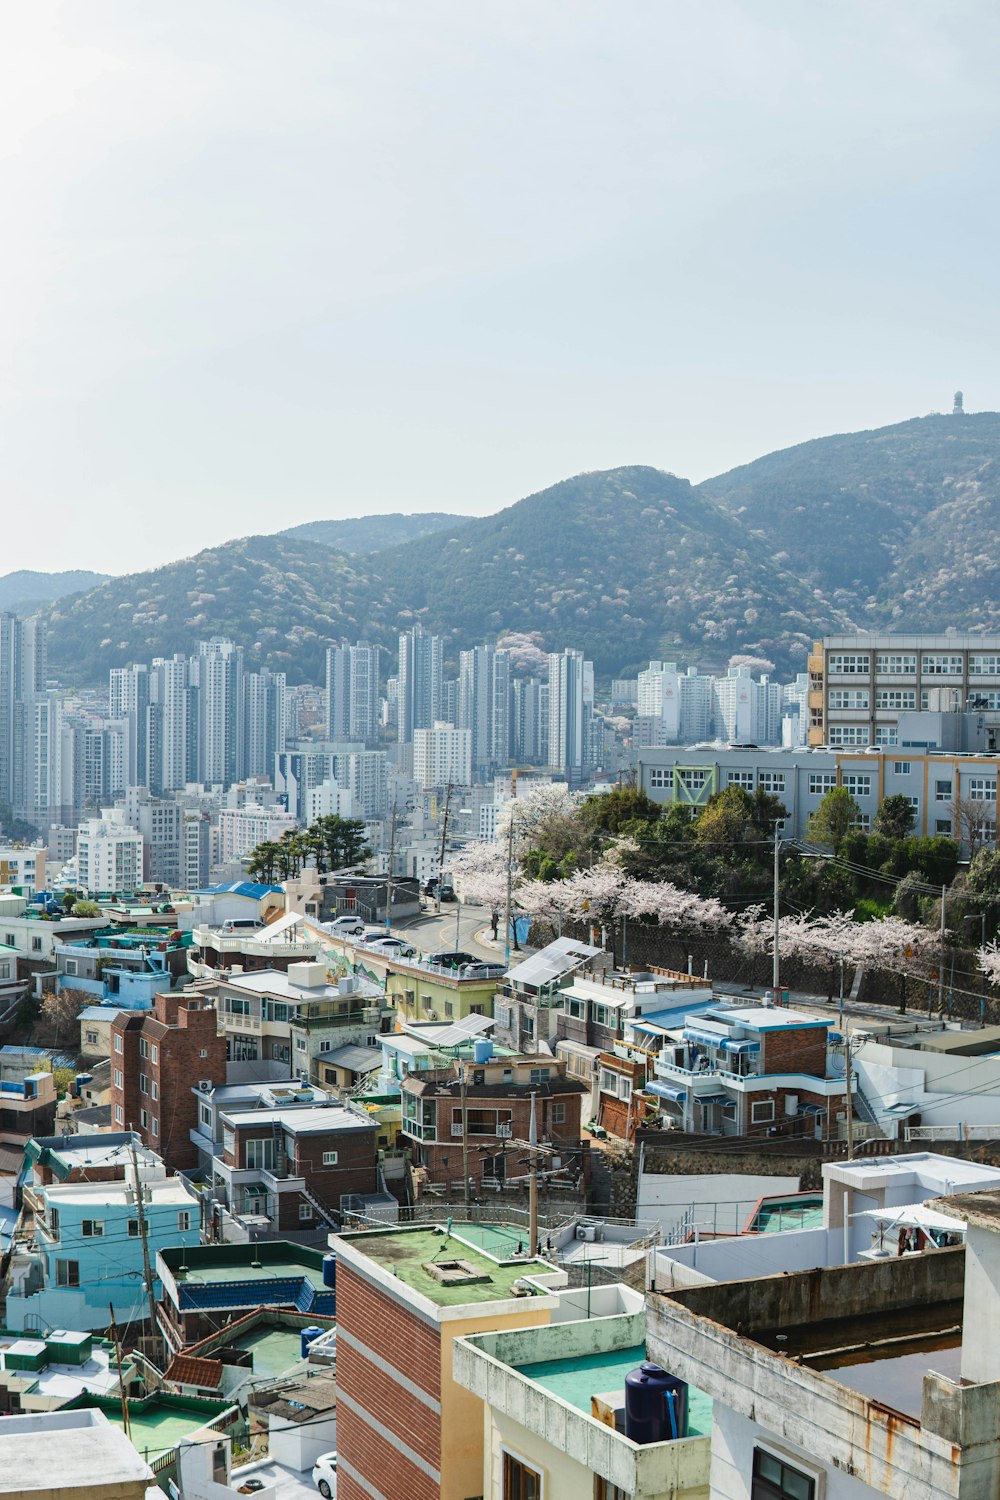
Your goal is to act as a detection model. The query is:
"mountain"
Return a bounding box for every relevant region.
[41,412,1000,684]
[0,569,109,614]
[280,511,470,553]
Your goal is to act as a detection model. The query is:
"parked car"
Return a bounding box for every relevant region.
[425,950,477,969]
[458,962,499,978]
[366,936,417,958]
[311,1450,337,1497]
[325,915,366,936]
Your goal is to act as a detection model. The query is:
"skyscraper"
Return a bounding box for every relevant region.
[195,638,244,786]
[458,644,512,776]
[326,642,382,745]
[397,625,443,746]
[548,648,590,784]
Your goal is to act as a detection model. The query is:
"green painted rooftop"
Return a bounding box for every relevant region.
[232,1325,305,1380]
[175,1259,327,1290]
[342,1226,555,1306]
[515,1342,713,1436]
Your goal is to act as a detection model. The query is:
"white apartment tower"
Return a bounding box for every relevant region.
[397,626,443,746]
[326,641,382,746]
[547,648,590,783]
[412,723,472,789]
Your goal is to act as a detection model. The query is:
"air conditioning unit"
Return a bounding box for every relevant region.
[198,1080,213,1092]
[577,1224,597,1242]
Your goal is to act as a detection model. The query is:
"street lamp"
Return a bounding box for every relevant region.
[963,911,988,1026]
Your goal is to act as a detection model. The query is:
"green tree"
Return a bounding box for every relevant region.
[873,794,915,842]
[580,785,661,840]
[71,899,100,917]
[806,787,860,849]
[248,841,280,884]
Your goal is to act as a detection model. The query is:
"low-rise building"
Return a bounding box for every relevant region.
[383,951,502,1026]
[53,926,189,1010]
[0,1049,57,1143]
[0,843,46,896]
[401,1049,588,1190]
[333,1223,567,1500]
[207,1099,378,1233]
[0,1408,152,1499]
[186,909,325,981]
[155,1241,336,1351]
[453,1286,711,1500]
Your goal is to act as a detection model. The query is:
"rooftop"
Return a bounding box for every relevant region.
[515,1341,714,1435]
[338,1224,559,1307]
[704,1004,828,1031]
[220,1103,377,1135]
[0,1409,152,1491]
[26,1132,160,1180]
[40,1175,198,1208]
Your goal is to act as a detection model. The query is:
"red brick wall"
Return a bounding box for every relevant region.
[406,1087,584,1187]
[760,1025,828,1078]
[111,998,225,1169]
[336,1262,440,1500]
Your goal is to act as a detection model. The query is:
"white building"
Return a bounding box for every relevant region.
[304,779,361,823]
[412,722,472,789]
[217,803,299,862]
[0,1409,152,1499]
[76,809,143,894]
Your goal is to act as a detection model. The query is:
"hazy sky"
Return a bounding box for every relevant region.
[3,1,1000,575]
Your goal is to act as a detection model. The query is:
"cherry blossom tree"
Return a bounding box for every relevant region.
[978,942,1000,988]
[444,839,516,943]
[495,783,581,859]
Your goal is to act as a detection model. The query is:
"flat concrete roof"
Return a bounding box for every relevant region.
[220,1104,376,1134]
[0,1408,153,1490]
[338,1225,555,1307]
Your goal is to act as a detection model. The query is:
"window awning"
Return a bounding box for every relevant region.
[697,1093,729,1105]
[720,1038,760,1054]
[684,1027,730,1047]
[647,1081,687,1103]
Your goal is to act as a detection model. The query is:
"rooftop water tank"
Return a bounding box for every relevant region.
[300,1326,324,1359]
[322,1253,337,1289]
[624,1362,688,1444]
[473,1038,494,1064]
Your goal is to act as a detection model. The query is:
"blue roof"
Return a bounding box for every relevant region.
[196,882,283,898]
[631,999,717,1031]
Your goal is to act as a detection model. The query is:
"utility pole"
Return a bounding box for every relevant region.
[130,1141,159,1350]
[937,884,946,1016]
[844,1029,855,1159]
[528,1090,539,1258]
[502,809,516,969]
[436,783,452,914]
[109,1303,131,1440]
[385,801,398,934]
[772,822,781,1001]
[460,1057,471,1210]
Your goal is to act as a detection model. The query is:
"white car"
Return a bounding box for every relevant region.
[312,1450,337,1497]
[325,915,366,936]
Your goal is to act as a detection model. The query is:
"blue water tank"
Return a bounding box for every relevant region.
[473,1038,494,1064]
[624,1362,688,1443]
[300,1325,324,1359]
[322,1253,337,1289]
[73,1074,92,1098]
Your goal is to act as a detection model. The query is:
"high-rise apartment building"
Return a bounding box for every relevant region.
[412,723,472,789]
[397,625,443,745]
[76,807,144,893]
[458,644,511,776]
[243,669,286,780]
[326,642,381,746]
[548,648,591,783]
[195,638,244,786]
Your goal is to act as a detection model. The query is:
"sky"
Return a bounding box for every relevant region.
[3,0,1000,576]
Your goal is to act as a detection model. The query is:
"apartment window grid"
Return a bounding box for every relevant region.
[935,779,953,802]
[827,653,870,674]
[827,726,869,746]
[809,774,837,795]
[875,653,917,675]
[726,770,755,789]
[922,654,963,675]
[678,769,710,793]
[893,761,912,775]
[875,689,916,710]
[854,812,872,832]
[842,774,872,796]
[828,689,869,710]
[970,655,1000,676]
[648,768,669,788]
[969,690,1000,710]
[758,771,785,794]
[876,726,899,745]
[968,778,998,801]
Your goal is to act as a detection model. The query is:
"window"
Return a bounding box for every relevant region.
[85,1030,99,1046]
[751,1100,774,1124]
[758,772,785,794]
[567,999,584,1019]
[114,1033,123,1054]
[970,778,998,801]
[245,1138,276,1170]
[529,1067,551,1084]
[875,689,916,710]
[139,1075,148,1095]
[502,1450,542,1500]
[648,767,669,789]
[177,1211,190,1231]
[827,726,869,745]
[113,1069,123,1090]
[828,689,869,709]
[854,813,872,832]
[808,774,837,795]
[81,1220,104,1238]
[727,770,755,789]
[827,653,870,674]
[751,1448,816,1500]
[31,936,42,952]
[322,1151,338,1166]
[128,1219,141,1238]
[139,1038,149,1059]
[296,1038,307,1051]
[55,1260,80,1288]
[150,1045,157,1065]
[969,690,1000,710]
[935,779,953,801]
[600,1069,618,1093]
[551,1102,566,1125]
[970,655,1000,676]
[114,1104,124,1125]
[200,1104,213,1128]
[922,654,963,676]
[299,1202,313,1221]
[893,761,912,775]
[226,996,251,1015]
[677,768,710,795]
[936,819,953,835]
[151,1117,159,1137]
[876,653,917,675]
[906,796,920,812]
[140,1108,149,1129]
[64,959,78,976]
[841,774,871,796]
[875,726,898,745]
[444,1001,454,1018]
[151,1080,158,1101]
[4,934,13,946]
[199,1048,209,1059]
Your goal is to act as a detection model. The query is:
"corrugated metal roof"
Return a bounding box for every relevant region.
[506,936,601,989]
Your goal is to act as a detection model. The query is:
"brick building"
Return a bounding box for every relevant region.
[208,1102,379,1232]
[334,1224,565,1500]
[110,992,227,1169]
[400,1052,588,1189]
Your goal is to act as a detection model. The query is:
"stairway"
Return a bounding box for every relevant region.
[300,1183,339,1229]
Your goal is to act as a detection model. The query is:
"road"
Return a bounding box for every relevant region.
[389,902,499,961]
